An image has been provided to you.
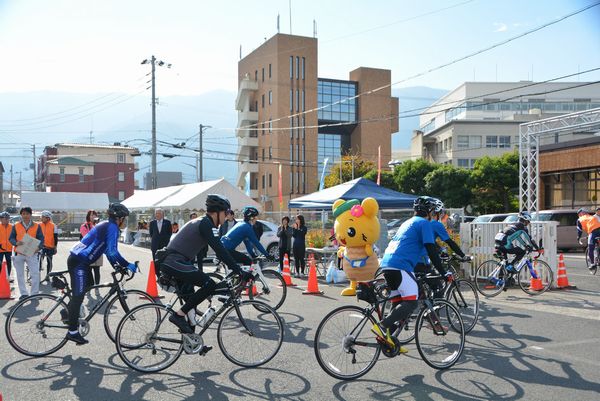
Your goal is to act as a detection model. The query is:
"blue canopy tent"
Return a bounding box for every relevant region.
[288,178,418,209]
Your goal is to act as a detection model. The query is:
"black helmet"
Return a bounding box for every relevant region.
[243,206,259,220]
[206,194,231,213]
[413,196,436,214]
[107,203,130,218]
[518,211,532,223]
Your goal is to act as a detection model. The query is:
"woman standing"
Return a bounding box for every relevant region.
[80,210,103,286]
[292,215,308,277]
[277,216,293,272]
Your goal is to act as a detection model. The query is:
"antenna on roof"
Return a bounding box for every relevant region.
[239,45,242,59]
[313,19,317,37]
[289,0,292,34]
[277,13,280,33]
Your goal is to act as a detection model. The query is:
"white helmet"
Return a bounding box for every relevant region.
[41,210,52,219]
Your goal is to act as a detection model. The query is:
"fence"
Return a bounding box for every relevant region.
[459,221,558,282]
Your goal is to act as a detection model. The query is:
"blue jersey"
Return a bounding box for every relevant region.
[70,220,129,267]
[419,220,451,263]
[381,216,435,272]
[220,221,268,258]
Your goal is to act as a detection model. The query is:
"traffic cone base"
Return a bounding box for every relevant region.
[0,261,13,300]
[246,284,258,296]
[303,258,323,295]
[146,261,163,299]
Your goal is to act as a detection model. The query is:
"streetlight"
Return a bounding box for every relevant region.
[141,55,172,189]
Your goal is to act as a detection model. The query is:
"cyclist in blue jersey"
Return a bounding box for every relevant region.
[220,206,274,266]
[373,196,450,349]
[66,203,136,345]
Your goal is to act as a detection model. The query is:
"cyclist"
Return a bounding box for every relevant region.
[577,207,600,269]
[220,206,273,266]
[66,203,137,345]
[39,210,58,281]
[162,194,251,334]
[494,211,540,271]
[373,196,450,350]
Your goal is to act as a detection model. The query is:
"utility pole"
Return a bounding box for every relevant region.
[197,124,211,182]
[10,165,13,207]
[32,144,37,191]
[18,172,22,199]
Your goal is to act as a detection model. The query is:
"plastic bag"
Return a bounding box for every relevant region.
[332,267,347,284]
[326,261,336,283]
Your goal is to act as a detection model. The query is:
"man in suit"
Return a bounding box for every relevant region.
[149,208,172,279]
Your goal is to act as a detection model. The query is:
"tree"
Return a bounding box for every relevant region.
[323,155,375,188]
[424,165,471,208]
[470,151,519,213]
[363,169,396,190]
[393,159,439,195]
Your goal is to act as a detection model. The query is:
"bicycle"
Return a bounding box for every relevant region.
[115,270,284,373]
[583,237,600,275]
[207,256,287,310]
[313,278,465,380]
[5,262,154,357]
[474,248,553,297]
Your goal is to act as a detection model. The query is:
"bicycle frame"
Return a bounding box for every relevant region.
[216,259,272,293]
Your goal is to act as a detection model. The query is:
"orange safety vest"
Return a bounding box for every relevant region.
[579,215,600,234]
[40,221,56,248]
[0,223,13,253]
[14,221,41,242]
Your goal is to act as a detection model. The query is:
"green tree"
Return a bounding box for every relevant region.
[424,165,472,208]
[470,151,519,213]
[393,159,439,195]
[323,155,375,188]
[363,169,396,190]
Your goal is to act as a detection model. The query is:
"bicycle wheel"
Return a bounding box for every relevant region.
[103,289,155,343]
[115,303,183,373]
[5,294,69,357]
[584,245,591,269]
[474,260,507,297]
[217,300,283,367]
[314,305,381,380]
[446,279,479,333]
[249,269,287,310]
[415,300,465,370]
[517,259,553,295]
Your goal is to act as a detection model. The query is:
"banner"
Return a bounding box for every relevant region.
[278,164,283,210]
[377,146,381,185]
[319,157,329,191]
[245,171,251,196]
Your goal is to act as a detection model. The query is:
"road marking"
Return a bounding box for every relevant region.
[481,297,600,321]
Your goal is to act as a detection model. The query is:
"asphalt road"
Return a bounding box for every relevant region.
[0,242,599,401]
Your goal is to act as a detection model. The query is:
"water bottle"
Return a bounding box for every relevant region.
[197,306,216,328]
[187,309,198,326]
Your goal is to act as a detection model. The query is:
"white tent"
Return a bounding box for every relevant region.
[122,179,261,211]
[19,191,109,211]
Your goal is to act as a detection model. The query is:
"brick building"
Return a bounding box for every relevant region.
[38,143,139,201]
[236,33,398,210]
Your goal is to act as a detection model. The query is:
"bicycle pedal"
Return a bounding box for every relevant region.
[198,345,213,356]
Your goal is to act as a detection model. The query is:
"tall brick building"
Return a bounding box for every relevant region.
[236,33,398,210]
[38,143,139,201]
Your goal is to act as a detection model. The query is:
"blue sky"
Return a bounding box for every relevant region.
[0,0,599,96]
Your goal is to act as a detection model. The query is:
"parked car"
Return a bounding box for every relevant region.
[208,219,280,260]
[471,213,511,223]
[534,210,583,251]
[502,213,519,223]
[386,217,410,239]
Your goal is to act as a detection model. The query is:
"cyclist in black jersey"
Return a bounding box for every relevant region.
[161,194,251,334]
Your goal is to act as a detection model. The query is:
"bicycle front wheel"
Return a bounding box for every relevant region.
[248,269,287,310]
[5,294,69,357]
[474,260,507,297]
[518,259,553,295]
[314,305,380,380]
[415,300,465,370]
[446,279,479,333]
[115,303,183,373]
[217,300,283,367]
[104,289,155,343]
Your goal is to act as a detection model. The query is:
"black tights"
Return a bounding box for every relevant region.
[293,246,306,274]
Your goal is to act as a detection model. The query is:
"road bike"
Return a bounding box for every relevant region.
[5,262,154,357]
[584,237,600,275]
[115,270,284,373]
[207,256,287,310]
[313,278,465,380]
[474,249,553,297]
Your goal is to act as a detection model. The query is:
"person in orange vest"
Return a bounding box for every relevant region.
[39,210,59,282]
[0,211,13,282]
[577,207,600,270]
[9,207,44,300]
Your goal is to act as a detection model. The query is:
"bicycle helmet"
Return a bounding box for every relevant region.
[41,210,52,219]
[577,208,586,214]
[0,212,9,219]
[243,206,260,220]
[413,196,437,214]
[107,203,130,218]
[433,199,445,214]
[205,194,231,213]
[518,211,532,223]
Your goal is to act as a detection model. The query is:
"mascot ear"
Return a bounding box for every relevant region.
[361,197,379,217]
[333,199,345,212]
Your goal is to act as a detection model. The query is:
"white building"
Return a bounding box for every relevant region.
[411,82,600,168]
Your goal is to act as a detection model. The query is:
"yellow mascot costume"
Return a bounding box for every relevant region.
[333,197,380,296]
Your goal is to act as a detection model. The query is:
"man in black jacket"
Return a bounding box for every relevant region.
[149,208,172,279]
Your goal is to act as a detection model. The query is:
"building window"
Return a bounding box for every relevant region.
[117,153,125,163]
[290,90,293,111]
[302,144,305,162]
[255,70,258,81]
[59,167,65,183]
[262,149,265,161]
[471,135,482,149]
[290,118,294,138]
[317,133,342,178]
[458,159,469,168]
[290,144,294,163]
[499,136,511,148]
[457,135,469,149]
[78,167,84,183]
[118,191,125,201]
[301,57,305,80]
[302,117,305,139]
[269,119,272,134]
[302,172,306,193]
[290,172,294,193]
[486,136,498,148]
[262,94,265,108]
[269,147,272,160]
[268,90,272,105]
[289,56,293,79]
[296,56,299,79]
[296,90,299,112]
[302,90,305,111]
[118,171,125,182]
[269,174,272,187]
[317,79,358,122]
[269,64,272,78]
[254,100,258,112]
[470,159,477,168]
[262,68,264,82]
[297,171,300,193]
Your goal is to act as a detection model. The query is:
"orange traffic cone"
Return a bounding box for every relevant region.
[529,269,544,291]
[0,260,14,300]
[246,283,259,296]
[281,254,297,287]
[303,257,323,295]
[145,261,162,299]
[556,253,575,289]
